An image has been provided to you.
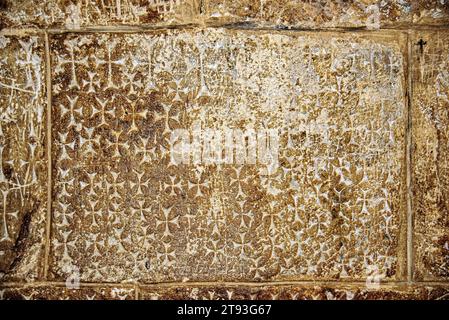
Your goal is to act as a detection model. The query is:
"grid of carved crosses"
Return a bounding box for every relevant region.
[413,30,449,280]
[0,34,47,281]
[49,29,407,283]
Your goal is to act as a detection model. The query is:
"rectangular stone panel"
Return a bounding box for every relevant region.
[0,32,47,281]
[0,285,135,299]
[411,0,449,25]
[0,0,200,29]
[412,30,449,281]
[49,29,407,283]
[205,0,449,28]
[140,284,449,300]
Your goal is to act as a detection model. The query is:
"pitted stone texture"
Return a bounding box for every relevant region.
[206,0,449,28]
[0,285,135,300]
[412,0,449,25]
[49,29,406,283]
[0,0,200,29]
[412,30,449,280]
[140,284,449,300]
[0,33,47,281]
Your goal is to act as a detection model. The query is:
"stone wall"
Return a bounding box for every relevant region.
[0,0,448,300]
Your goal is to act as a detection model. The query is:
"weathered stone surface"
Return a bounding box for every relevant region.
[0,285,135,299]
[206,0,449,28]
[0,33,47,282]
[140,284,449,300]
[1,1,447,30]
[412,30,449,281]
[49,29,407,283]
[0,0,200,29]
[412,0,449,25]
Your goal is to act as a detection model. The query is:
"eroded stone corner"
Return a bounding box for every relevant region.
[0,31,48,282]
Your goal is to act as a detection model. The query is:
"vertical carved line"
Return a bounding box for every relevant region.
[406,30,414,284]
[43,31,53,280]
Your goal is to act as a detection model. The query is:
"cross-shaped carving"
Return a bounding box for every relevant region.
[229,166,250,199]
[122,70,142,95]
[205,239,224,265]
[79,127,101,157]
[157,241,176,267]
[93,97,115,127]
[187,172,209,198]
[154,103,180,136]
[134,137,157,164]
[232,232,252,256]
[163,175,183,197]
[57,132,76,162]
[106,171,125,201]
[122,98,147,133]
[56,168,75,198]
[156,205,180,238]
[82,71,101,93]
[131,199,153,222]
[168,77,189,102]
[129,169,149,197]
[106,129,129,159]
[79,171,102,198]
[208,208,225,237]
[84,199,103,228]
[60,96,82,130]
[95,41,126,89]
[232,200,253,229]
[58,39,88,90]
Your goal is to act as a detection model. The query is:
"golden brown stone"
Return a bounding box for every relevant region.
[0,0,201,29]
[0,284,135,299]
[0,0,447,302]
[48,29,407,283]
[412,30,449,281]
[140,284,449,300]
[0,32,47,282]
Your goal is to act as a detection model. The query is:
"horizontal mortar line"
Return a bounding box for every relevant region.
[2,24,449,35]
[0,280,434,288]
